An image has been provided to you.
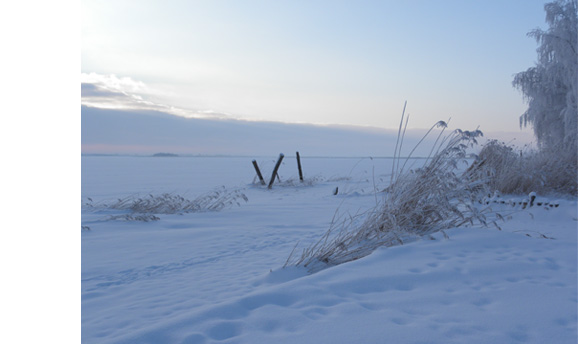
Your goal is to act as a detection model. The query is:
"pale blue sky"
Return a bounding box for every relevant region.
[82,0,547,135]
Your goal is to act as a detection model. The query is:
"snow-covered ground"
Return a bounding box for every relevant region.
[82,155,577,344]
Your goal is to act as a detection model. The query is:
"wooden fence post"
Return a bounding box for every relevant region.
[296,151,304,182]
[268,153,284,189]
[252,160,266,185]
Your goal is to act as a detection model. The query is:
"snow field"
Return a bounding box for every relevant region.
[82,156,577,343]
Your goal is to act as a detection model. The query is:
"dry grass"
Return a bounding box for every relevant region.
[284,118,574,272]
[83,187,248,221]
[285,124,495,273]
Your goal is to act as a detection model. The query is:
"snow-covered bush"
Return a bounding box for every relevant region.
[512,0,577,150]
[285,125,493,272]
[467,140,577,195]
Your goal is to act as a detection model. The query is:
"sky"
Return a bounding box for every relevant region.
[81,0,549,136]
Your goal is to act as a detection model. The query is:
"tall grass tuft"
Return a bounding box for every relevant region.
[285,122,493,273]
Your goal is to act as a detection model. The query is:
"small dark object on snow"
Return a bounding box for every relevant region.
[529,192,537,207]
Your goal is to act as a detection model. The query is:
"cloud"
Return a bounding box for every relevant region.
[81,72,146,94]
[80,72,230,119]
[81,105,454,157]
[81,83,113,97]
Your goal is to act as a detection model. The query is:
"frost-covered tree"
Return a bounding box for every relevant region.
[512,0,577,149]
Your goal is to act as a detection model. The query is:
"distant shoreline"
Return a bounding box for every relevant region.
[152,153,179,157]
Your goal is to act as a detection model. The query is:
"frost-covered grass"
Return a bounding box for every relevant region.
[285,122,498,272]
[83,188,248,222]
[468,140,577,196]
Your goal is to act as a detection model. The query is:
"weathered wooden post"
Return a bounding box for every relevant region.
[268,153,284,189]
[252,160,266,185]
[296,151,304,182]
